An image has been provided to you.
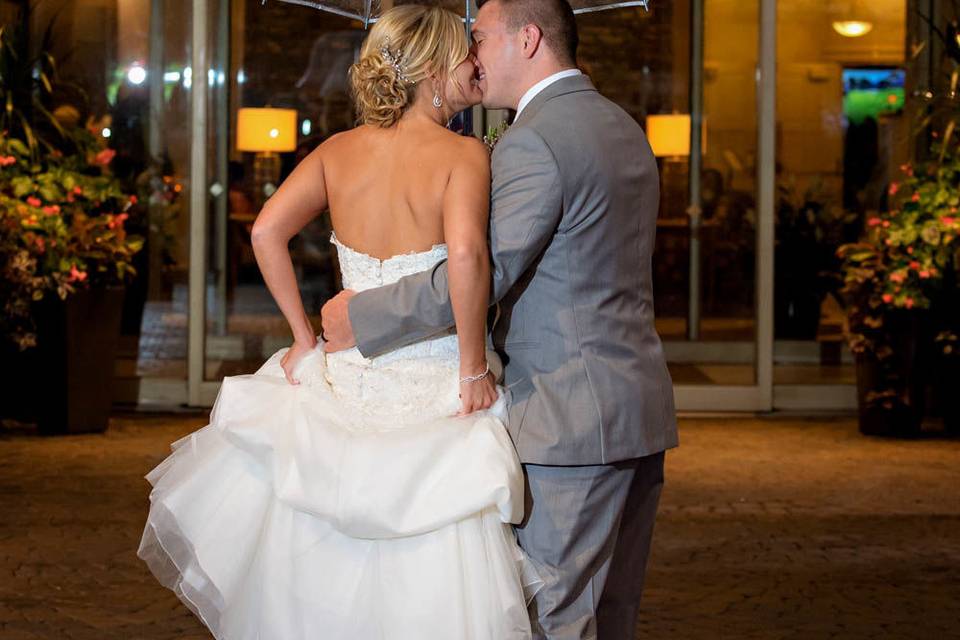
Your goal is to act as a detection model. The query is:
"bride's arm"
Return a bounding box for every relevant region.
[444,138,496,413]
[250,145,329,380]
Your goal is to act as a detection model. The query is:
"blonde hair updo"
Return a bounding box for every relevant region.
[349,5,469,128]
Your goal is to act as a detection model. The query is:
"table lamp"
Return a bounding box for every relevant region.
[646,113,706,158]
[237,107,297,205]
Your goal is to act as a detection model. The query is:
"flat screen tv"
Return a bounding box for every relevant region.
[842,67,905,124]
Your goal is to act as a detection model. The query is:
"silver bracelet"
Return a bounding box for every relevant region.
[459,364,491,384]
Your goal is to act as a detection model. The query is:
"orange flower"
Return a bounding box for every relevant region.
[42,205,60,216]
[94,148,116,166]
[26,196,42,208]
[882,294,893,304]
[73,186,83,195]
[0,155,16,166]
[888,182,900,196]
[867,217,882,227]
[909,261,920,270]
[904,297,915,309]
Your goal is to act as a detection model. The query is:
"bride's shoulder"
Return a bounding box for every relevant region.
[445,132,490,164]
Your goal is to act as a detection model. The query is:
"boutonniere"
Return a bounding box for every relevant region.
[483,121,510,151]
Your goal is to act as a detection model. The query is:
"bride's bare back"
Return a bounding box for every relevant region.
[322,120,479,259]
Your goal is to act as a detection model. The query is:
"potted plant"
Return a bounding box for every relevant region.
[0,16,144,434]
[838,143,959,436]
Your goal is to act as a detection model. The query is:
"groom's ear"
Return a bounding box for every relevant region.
[518,24,543,60]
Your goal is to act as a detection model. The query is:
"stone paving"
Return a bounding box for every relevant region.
[0,414,958,639]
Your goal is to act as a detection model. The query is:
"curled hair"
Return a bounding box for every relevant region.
[349,5,469,128]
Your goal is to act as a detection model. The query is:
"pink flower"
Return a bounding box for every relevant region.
[42,205,60,216]
[909,261,920,270]
[906,246,914,254]
[889,272,906,283]
[888,182,900,196]
[94,148,116,166]
[919,270,931,279]
[68,265,88,283]
[900,163,914,176]
[129,195,138,205]
[882,221,891,228]
[911,193,920,202]
[943,217,956,226]
[73,186,83,195]
[107,212,129,229]
[905,297,915,309]
[868,217,882,227]
[0,155,16,166]
[26,196,42,208]
[882,294,893,304]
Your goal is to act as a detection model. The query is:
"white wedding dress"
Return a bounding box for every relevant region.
[138,232,541,639]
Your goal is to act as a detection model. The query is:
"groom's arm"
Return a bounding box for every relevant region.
[347,127,563,359]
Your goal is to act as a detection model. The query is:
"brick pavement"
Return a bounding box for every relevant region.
[0,415,958,639]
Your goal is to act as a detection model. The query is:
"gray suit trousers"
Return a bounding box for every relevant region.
[517,453,665,640]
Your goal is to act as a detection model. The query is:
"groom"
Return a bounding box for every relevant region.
[322,0,678,637]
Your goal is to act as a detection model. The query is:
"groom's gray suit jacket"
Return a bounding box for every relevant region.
[348,74,678,465]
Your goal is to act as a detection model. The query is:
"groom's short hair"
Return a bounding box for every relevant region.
[479,0,579,65]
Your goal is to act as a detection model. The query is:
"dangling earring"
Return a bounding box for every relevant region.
[432,93,443,109]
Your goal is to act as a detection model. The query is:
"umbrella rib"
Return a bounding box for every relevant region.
[363,0,373,28]
[573,0,650,15]
[263,0,367,21]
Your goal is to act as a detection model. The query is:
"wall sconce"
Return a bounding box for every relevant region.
[832,20,873,38]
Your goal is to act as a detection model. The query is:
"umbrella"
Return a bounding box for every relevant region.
[262,0,649,28]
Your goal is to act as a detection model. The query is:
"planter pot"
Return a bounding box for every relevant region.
[853,311,931,438]
[855,356,924,437]
[0,286,126,435]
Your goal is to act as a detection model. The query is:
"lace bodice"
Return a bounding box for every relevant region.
[331,232,449,292]
[323,232,460,422]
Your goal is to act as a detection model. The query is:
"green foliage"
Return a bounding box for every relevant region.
[0,131,142,351]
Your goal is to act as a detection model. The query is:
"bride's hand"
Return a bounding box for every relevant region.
[458,369,498,416]
[281,338,317,385]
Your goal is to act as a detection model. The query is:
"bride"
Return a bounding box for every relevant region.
[137,5,540,638]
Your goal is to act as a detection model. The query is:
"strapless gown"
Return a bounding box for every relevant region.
[137,232,540,639]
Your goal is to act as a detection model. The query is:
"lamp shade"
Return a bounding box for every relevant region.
[646,114,691,158]
[237,108,298,152]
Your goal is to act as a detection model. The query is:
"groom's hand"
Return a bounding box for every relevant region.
[320,290,357,352]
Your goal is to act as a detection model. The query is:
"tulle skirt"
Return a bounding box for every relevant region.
[138,346,541,639]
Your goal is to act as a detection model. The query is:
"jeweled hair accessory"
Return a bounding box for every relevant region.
[379,37,412,84]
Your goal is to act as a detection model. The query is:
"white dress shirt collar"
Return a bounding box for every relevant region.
[514,68,583,119]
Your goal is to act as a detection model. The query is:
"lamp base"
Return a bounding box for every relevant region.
[253,152,281,208]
